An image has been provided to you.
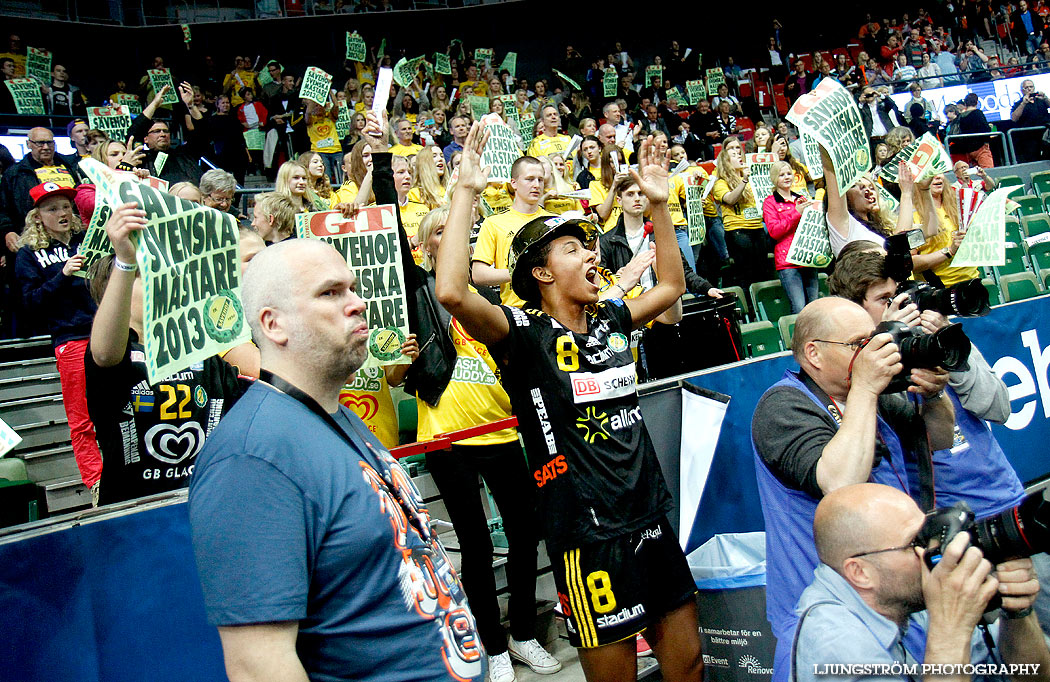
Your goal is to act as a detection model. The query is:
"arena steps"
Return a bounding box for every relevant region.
[0,338,88,517]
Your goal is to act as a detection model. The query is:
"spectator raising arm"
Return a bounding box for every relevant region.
[435,122,510,346]
[89,203,147,367]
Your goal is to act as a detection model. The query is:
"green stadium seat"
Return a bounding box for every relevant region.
[1014,195,1044,217]
[998,175,1025,189]
[995,246,1028,278]
[1028,241,1050,272]
[982,278,1002,306]
[1005,217,1023,247]
[750,279,793,324]
[0,458,28,483]
[1030,170,1050,196]
[1041,192,1050,214]
[397,398,417,445]
[740,321,783,358]
[1000,272,1042,302]
[1042,268,1050,291]
[778,314,799,349]
[721,285,750,321]
[1022,215,1050,239]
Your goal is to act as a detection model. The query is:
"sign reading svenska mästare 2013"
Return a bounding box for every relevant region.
[295,206,411,368]
[787,78,870,196]
[109,181,250,383]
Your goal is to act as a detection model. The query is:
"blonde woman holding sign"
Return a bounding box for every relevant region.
[407,145,447,210]
[589,144,628,232]
[713,135,769,287]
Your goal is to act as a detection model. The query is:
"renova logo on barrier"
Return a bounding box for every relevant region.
[991,328,1050,431]
[739,654,774,676]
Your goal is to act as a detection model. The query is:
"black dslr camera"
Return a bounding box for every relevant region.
[883,232,991,318]
[871,320,971,393]
[918,492,1050,571]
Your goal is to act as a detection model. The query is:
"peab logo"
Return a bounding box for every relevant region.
[991,329,1050,430]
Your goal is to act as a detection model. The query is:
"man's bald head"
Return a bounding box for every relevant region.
[814,484,920,570]
[242,239,341,348]
[792,297,857,364]
[598,124,616,146]
[26,127,55,165]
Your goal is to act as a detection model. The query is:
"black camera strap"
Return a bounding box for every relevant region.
[257,369,434,545]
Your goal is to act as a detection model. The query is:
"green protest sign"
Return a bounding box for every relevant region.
[377,38,386,61]
[469,95,490,122]
[106,180,251,382]
[500,52,517,79]
[295,205,410,368]
[346,31,366,62]
[88,106,132,143]
[243,128,265,151]
[480,121,520,183]
[474,48,494,64]
[877,132,951,185]
[392,58,417,89]
[799,131,824,179]
[785,205,833,267]
[551,68,581,91]
[435,53,451,75]
[76,159,119,278]
[335,103,353,138]
[519,112,536,146]
[500,94,520,127]
[181,23,192,44]
[686,80,706,106]
[115,92,141,114]
[684,174,707,246]
[5,79,44,115]
[786,78,870,196]
[604,69,619,98]
[952,186,1019,267]
[298,66,333,105]
[147,68,179,105]
[644,65,663,86]
[746,153,777,206]
[705,67,725,93]
[876,182,899,213]
[26,46,51,86]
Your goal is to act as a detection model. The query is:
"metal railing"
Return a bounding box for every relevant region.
[1006,125,1049,164]
[944,130,1013,165]
[235,186,274,215]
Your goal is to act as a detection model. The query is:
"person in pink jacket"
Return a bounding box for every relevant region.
[762,160,819,313]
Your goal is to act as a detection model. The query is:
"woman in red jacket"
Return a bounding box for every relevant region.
[762,160,819,313]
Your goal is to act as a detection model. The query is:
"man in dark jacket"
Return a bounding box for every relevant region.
[126,80,208,185]
[952,93,995,168]
[0,127,81,250]
[597,177,718,298]
[1012,0,1046,56]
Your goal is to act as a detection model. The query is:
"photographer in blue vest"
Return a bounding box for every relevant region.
[751,294,956,682]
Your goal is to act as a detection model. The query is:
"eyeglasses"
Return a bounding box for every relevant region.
[207,194,233,206]
[813,338,866,352]
[28,139,54,146]
[848,538,920,560]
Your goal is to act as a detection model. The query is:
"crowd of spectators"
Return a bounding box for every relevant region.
[0,8,1048,682]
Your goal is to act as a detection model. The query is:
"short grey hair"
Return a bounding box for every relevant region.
[199,169,236,196]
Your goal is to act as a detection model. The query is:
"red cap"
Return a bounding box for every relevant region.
[29,182,77,207]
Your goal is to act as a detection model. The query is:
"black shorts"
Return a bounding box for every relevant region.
[552,516,697,649]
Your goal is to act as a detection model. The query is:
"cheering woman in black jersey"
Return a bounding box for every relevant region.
[436,122,702,682]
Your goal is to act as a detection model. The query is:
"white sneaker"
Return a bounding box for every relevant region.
[507,637,563,674]
[489,651,516,682]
